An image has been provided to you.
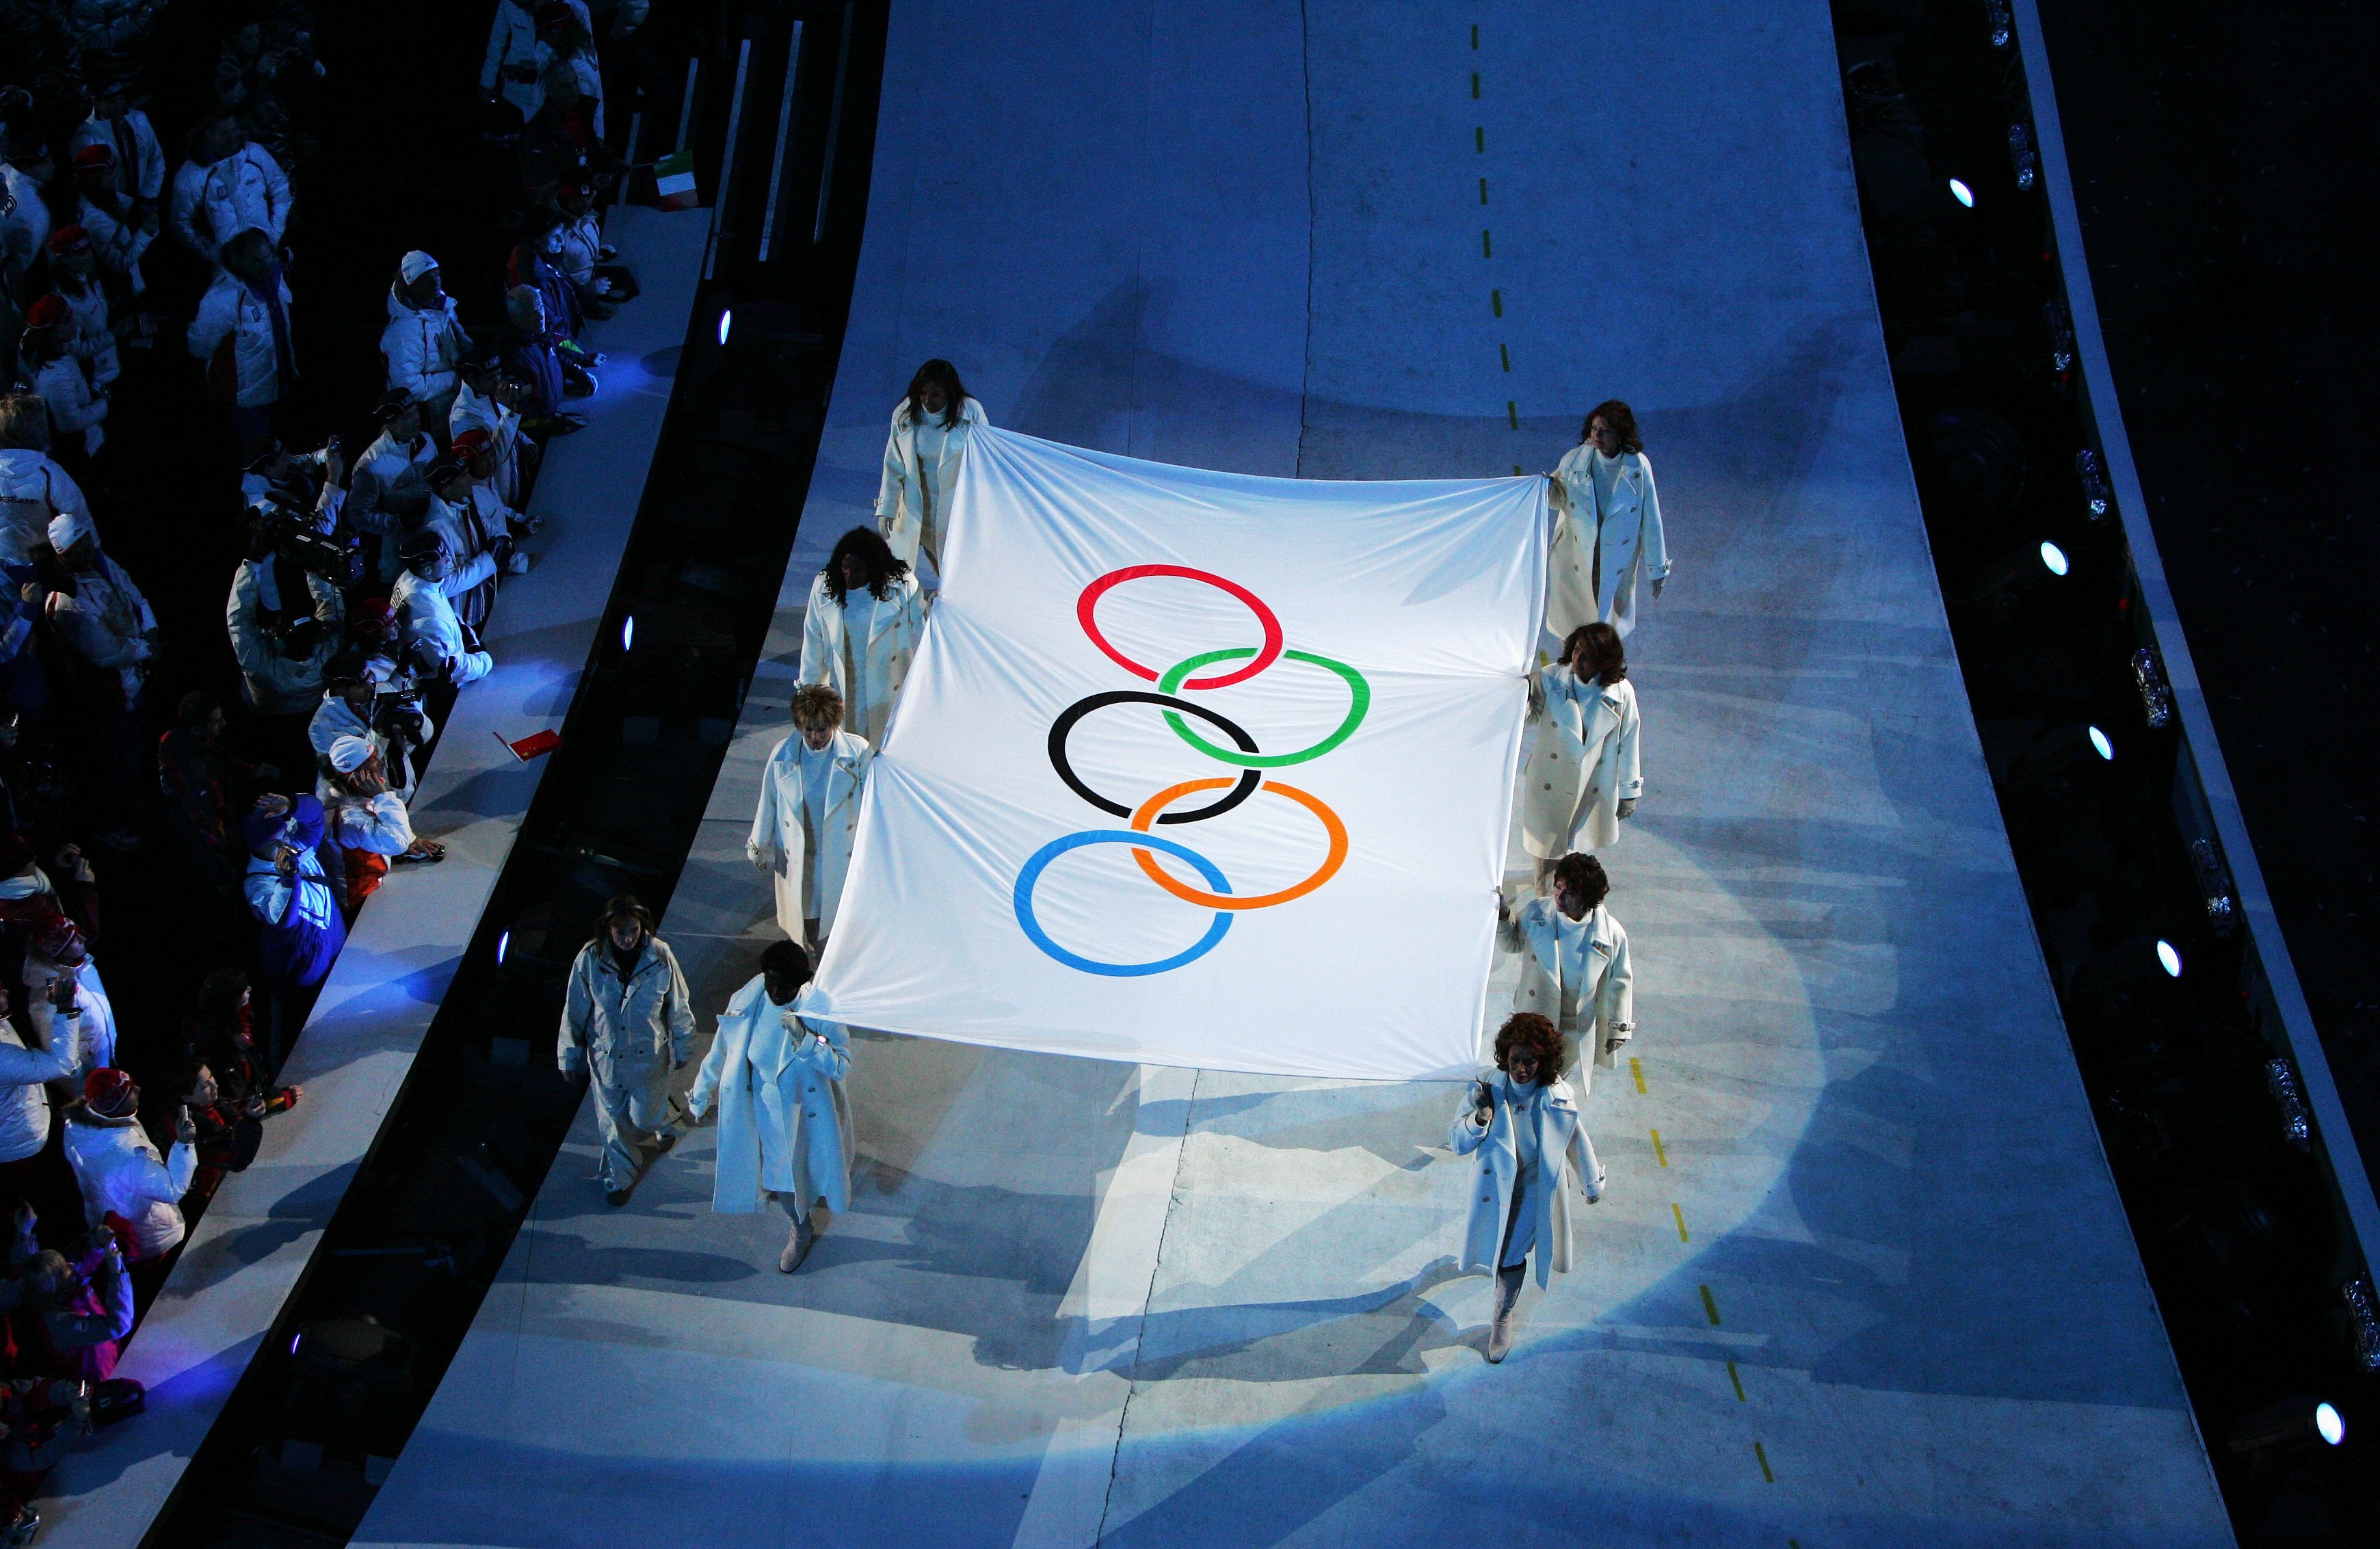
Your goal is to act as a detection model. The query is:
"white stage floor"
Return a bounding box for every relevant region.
[35,204,712,1546]
[356,3,2234,1546]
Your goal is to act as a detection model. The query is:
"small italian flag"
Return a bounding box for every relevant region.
[653,152,699,211]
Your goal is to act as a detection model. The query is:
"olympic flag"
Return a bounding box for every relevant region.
[802,427,1546,1081]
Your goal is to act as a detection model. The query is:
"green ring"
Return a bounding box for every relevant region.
[1156,648,1369,768]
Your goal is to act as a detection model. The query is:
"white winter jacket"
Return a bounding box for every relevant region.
[72,108,166,201]
[875,396,988,568]
[46,552,155,701]
[381,287,472,405]
[170,142,291,262]
[392,553,497,678]
[0,1003,82,1165]
[227,558,341,715]
[189,268,295,408]
[64,1105,195,1260]
[0,451,92,566]
[33,356,106,458]
[77,191,155,293]
[558,936,696,1085]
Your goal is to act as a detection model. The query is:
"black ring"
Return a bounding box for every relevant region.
[1048,691,1263,823]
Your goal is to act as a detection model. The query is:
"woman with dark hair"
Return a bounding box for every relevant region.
[1451,1011,1604,1362]
[875,358,988,573]
[1547,398,1668,639]
[558,892,694,1206]
[1520,620,1641,874]
[799,526,923,744]
[683,939,853,1273]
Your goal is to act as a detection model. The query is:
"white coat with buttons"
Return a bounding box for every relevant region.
[1449,1078,1594,1288]
[874,395,987,570]
[1500,897,1634,1089]
[1548,445,1668,639]
[746,728,871,941]
[797,570,921,747]
[1520,666,1641,859]
[686,975,853,1215]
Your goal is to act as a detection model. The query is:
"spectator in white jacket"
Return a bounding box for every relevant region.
[551,183,635,310]
[71,85,166,209]
[170,114,291,265]
[310,652,429,805]
[47,226,123,388]
[380,250,471,428]
[391,529,496,685]
[0,981,84,1171]
[481,0,554,129]
[451,354,534,507]
[19,296,108,460]
[0,146,52,300]
[0,396,95,566]
[227,506,342,717]
[22,918,114,1087]
[189,228,297,446]
[72,142,159,298]
[349,393,436,581]
[62,1066,195,1262]
[323,735,430,911]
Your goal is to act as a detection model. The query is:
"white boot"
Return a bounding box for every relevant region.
[1487,1265,1526,1363]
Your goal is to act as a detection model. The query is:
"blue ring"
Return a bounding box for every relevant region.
[1014,830,1233,976]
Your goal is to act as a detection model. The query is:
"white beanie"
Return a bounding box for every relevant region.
[398,250,438,284]
[47,509,94,553]
[328,735,375,773]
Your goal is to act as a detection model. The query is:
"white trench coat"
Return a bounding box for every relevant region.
[1520,667,1641,858]
[1548,445,1669,639]
[687,975,853,1215]
[874,395,987,570]
[797,570,922,746]
[1500,897,1634,1088]
[1450,1079,1594,1288]
[747,728,871,940]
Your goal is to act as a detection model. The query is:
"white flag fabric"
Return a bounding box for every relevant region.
[802,427,1546,1081]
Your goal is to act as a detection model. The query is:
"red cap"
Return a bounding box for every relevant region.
[47,225,91,256]
[23,293,69,329]
[83,1068,136,1117]
[70,143,114,172]
[451,427,494,458]
[346,597,395,635]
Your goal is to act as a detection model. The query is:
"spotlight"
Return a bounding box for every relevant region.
[2039,541,2069,575]
[497,930,510,964]
[2076,447,2113,520]
[2130,647,2173,728]
[621,615,635,652]
[1948,177,1975,208]
[2007,122,2038,191]
[2087,726,2113,760]
[2227,1394,2346,1456]
[717,308,733,347]
[2156,940,2182,978]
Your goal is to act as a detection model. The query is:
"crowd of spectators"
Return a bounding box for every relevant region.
[0,1,660,1533]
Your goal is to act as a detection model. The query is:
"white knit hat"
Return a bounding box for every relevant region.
[328,735,375,773]
[47,509,94,553]
[398,250,439,283]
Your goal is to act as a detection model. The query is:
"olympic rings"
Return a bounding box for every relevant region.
[1046,691,1262,823]
[1018,566,1366,976]
[1014,830,1234,977]
[1155,648,1368,768]
[1128,779,1347,909]
[1077,565,1283,689]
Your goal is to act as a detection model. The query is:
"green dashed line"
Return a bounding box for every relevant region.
[1481,228,1492,258]
[1754,1442,1776,1483]
[1475,126,1485,153]
[1511,464,1523,476]
[1505,400,1518,429]
[1470,71,1481,98]
[1700,1284,1722,1325]
[1726,1360,1747,1401]
[1490,288,1503,317]
[1498,342,1511,372]
[1479,176,1489,204]
[1470,23,1479,47]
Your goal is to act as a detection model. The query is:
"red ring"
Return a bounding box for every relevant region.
[1076,566,1284,690]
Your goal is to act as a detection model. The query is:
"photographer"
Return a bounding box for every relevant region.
[449,353,536,507]
[391,529,494,687]
[308,650,431,805]
[226,492,345,721]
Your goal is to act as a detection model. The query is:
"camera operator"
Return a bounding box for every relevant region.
[423,451,527,637]
[391,529,494,687]
[309,650,431,806]
[227,482,349,724]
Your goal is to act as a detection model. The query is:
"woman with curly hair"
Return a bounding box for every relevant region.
[1450,1011,1606,1363]
[1546,398,1668,639]
[1520,620,1642,880]
[798,525,924,744]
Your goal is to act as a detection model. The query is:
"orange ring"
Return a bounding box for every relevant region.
[1128,778,1347,910]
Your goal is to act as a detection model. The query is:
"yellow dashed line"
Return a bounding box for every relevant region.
[1700,1284,1721,1325]
[1650,1127,1667,1166]
[1754,1442,1776,1483]
[1726,1359,1747,1401]
[1673,1204,1691,1243]
[1630,1055,1645,1094]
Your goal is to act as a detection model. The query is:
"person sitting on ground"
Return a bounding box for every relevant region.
[391,529,496,687]
[452,425,540,542]
[1498,850,1634,1083]
[61,1067,195,1265]
[683,939,851,1274]
[1451,1011,1604,1364]
[497,284,588,435]
[748,683,871,954]
[797,527,923,747]
[450,352,537,503]
[421,452,527,637]
[552,181,635,307]
[348,392,436,582]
